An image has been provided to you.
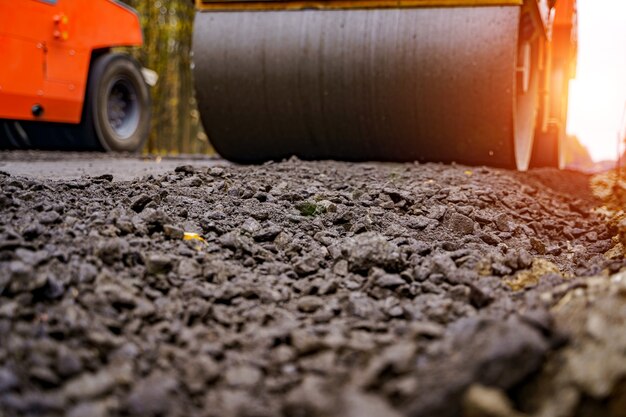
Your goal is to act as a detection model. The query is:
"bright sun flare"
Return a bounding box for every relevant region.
[566,0,626,162]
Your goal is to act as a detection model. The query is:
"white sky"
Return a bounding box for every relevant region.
[566,0,626,161]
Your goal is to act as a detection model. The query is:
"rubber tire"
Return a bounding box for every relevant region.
[88,53,151,152]
[18,53,150,152]
[21,120,98,151]
[0,120,32,150]
[529,124,563,169]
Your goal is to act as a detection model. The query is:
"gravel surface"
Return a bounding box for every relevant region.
[0,156,625,417]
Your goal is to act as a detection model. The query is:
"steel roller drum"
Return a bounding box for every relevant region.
[193,5,536,169]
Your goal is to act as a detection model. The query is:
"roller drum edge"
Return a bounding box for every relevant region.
[193,6,534,169]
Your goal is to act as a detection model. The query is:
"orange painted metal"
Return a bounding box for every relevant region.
[0,0,143,124]
[554,0,575,27]
[545,0,577,126]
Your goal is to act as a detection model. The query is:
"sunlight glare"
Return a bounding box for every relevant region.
[566,0,626,162]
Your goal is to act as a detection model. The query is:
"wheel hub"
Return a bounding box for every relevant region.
[106,78,140,140]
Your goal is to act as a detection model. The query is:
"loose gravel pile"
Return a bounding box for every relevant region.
[0,159,624,417]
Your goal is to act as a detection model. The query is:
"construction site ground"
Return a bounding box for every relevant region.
[0,151,625,417]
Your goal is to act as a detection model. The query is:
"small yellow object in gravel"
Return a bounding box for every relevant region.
[464,170,473,176]
[183,232,205,242]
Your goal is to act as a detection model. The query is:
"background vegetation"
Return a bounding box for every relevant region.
[121,0,211,154]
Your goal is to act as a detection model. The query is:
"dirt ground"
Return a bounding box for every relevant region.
[0,151,625,417]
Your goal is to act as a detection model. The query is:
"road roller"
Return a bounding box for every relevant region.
[0,0,152,152]
[193,0,577,169]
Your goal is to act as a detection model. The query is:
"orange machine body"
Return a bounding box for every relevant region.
[0,0,143,124]
[544,0,576,131]
[554,0,575,27]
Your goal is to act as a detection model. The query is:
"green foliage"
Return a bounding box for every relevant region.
[121,0,212,154]
[296,201,326,217]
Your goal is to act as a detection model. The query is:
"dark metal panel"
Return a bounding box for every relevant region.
[193,6,521,166]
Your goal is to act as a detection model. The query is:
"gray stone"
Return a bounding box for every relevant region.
[253,224,282,242]
[8,261,47,293]
[0,368,18,393]
[225,365,262,388]
[294,256,321,276]
[341,388,404,417]
[145,254,175,275]
[374,272,406,288]
[495,213,513,233]
[126,373,179,416]
[463,384,526,417]
[38,210,61,225]
[131,194,152,213]
[345,232,403,273]
[67,400,111,417]
[95,238,129,265]
[447,213,475,236]
[64,370,116,400]
[297,296,325,313]
[177,258,202,278]
[163,224,184,240]
[78,262,98,283]
[530,237,546,255]
[240,217,262,235]
[183,356,220,393]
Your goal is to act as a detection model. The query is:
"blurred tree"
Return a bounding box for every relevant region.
[121,0,212,155]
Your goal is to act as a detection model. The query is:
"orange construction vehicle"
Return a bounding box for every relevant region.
[0,0,152,152]
[530,0,578,167]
